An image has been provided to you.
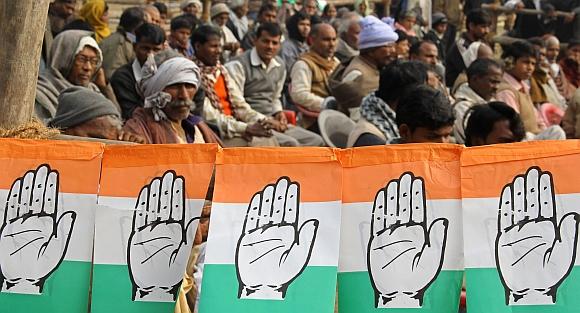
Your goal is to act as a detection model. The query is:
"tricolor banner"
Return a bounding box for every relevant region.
[199,148,342,313]
[462,141,580,312]
[0,139,103,313]
[91,144,216,313]
[338,145,464,312]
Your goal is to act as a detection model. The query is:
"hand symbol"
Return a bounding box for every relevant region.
[367,172,448,308]
[128,171,198,302]
[0,165,76,294]
[496,167,580,305]
[235,177,319,300]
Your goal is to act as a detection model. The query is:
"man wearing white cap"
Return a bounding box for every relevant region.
[181,0,202,19]
[227,0,250,41]
[211,3,241,62]
[332,16,398,118]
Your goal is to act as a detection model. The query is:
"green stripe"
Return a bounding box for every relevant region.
[338,270,463,312]
[91,264,176,313]
[0,260,90,313]
[199,264,337,313]
[466,267,580,312]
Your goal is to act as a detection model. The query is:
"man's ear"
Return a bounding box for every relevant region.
[398,124,410,141]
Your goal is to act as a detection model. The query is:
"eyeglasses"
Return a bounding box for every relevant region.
[75,54,100,68]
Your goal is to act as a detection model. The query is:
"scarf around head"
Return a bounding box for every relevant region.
[360,93,399,141]
[139,55,201,121]
[80,0,111,43]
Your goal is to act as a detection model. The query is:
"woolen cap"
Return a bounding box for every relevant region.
[211,3,229,19]
[358,16,398,50]
[51,87,120,129]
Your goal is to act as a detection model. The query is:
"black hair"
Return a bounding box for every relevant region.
[466,9,491,29]
[322,3,335,16]
[286,11,310,42]
[119,7,146,32]
[394,29,408,43]
[502,41,537,61]
[191,24,222,46]
[527,37,546,49]
[170,15,193,32]
[376,60,428,104]
[256,22,283,39]
[409,40,436,57]
[466,58,502,80]
[569,38,580,50]
[396,85,454,131]
[135,23,166,45]
[464,101,526,147]
[258,3,277,17]
[153,2,168,15]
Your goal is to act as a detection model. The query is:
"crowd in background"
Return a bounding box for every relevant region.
[36,0,580,312]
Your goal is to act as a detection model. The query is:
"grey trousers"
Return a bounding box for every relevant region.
[273,125,325,147]
[222,136,279,147]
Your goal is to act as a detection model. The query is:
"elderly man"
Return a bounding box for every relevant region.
[227,23,324,146]
[124,56,220,145]
[36,30,117,124]
[100,7,146,80]
[290,23,339,132]
[111,23,166,120]
[192,25,278,146]
[51,87,144,143]
[227,0,250,41]
[335,13,361,63]
[48,0,77,36]
[211,3,241,62]
[143,5,162,26]
[332,15,398,118]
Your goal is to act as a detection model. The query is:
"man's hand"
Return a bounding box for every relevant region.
[94,68,108,89]
[118,130,146,144]
[243,121,273,141]
[266,115,288,133]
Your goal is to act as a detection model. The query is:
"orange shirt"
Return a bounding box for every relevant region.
[215,74,233,116]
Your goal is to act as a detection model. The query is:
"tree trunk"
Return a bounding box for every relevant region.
[0,0,50,129]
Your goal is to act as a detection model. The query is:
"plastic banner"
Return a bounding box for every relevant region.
[91,144,217,313]
[199,148,342,313]
[462,141,580,312]
[338,145,464,312]
[0,139,103,313]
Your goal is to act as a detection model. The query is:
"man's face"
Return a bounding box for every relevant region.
[134,41,164,65]
[255,32,281,64]
[259,10,278,23]
[483,119,518,145]
[470,66,502,100]
[512,56,536,81]
[195,36,222,66]
[184,4,199,16]
[369,43,397,68]
[144,9,161,25]
[68,46,99,87]
[434,22,447,34]
[344,22,361,49]
[396,39,409,59]
[171,27,192,49]
[567,44,580,64]
[214,13,229,27]
[401,16,416,30]
[234,4,249,17]
[415,42,438,66]
[310,26,337,59]
[400,125,453,143]
[304,0,318,16]
[468,23,490,41]
[535,46,549,69]
[162,83,197,122]
[546,43,560,63]
[64,115,122,140]
[297,19,312,40]
[54,0,76,19]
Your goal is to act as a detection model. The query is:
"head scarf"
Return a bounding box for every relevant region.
[79,0,111,43]
[461,41,482,69]
[359,16,398,50]
[139,55,201,121]
[51,86,120,129]
[355,0,371,17]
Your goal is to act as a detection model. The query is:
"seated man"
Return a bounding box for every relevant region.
[241,3,278,51]
[347,60,428,147]
[226,23,324,146]
[464,101,526,147]
[560,38,580,89]
[50,86,143,143]
[111,23,165,120]
[191,25,278,147]
[453,58,503,144]
[394,85,455,144]
[409,40,438,67]
[496,41,565,140]
[334,13,361,63]
[124,56,221,145]
[168,15,195,59]
[290,23,339,132]
[36,30,117,124]
[280,11,311,74]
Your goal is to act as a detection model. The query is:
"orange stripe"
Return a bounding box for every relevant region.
[462,141,580,198]
[213,148,342,203]
[100,144,217,198]
[341,145,462,203]
[0,139,103,194]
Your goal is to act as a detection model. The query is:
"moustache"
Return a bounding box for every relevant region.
[168,99,195,109]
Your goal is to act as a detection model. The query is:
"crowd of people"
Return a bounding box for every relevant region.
[36,0,580,311]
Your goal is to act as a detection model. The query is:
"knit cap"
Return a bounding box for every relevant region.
[51,86,120,129]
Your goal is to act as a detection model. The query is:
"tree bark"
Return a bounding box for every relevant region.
[0,0,50,129]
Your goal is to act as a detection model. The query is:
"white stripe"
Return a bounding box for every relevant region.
[204,201,342,266]
[339,199,464,272]
[0,190,95,262]
[464,194,580,268]
[94,196,204,265]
